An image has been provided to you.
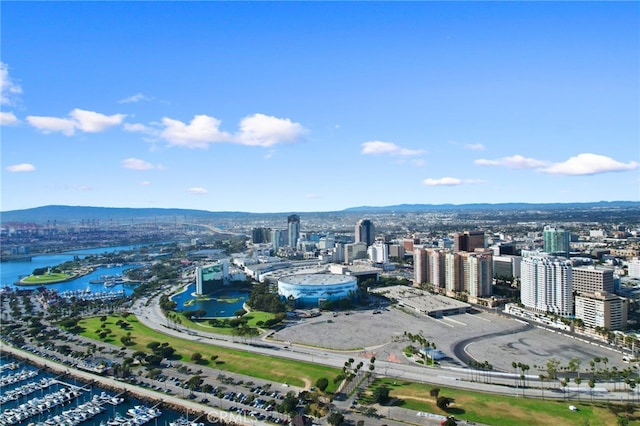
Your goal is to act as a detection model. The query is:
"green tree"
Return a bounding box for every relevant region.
[328,412,344,426]
[372,386,391,404]
[436,396,453,410]
[429,388,440,399]
[315,377,329,392]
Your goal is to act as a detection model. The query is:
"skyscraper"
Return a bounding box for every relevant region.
[355,219,375,247]
[287,214,300,248]
[543,226,571,258]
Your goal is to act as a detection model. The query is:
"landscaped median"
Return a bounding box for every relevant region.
[67,314,340,392]
[361,378,638,426]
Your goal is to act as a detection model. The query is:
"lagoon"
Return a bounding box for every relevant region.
[172,283,249,318]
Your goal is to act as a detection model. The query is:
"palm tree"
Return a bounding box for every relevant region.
[588,377,596,402]
[574,377,582,402]
[539,374,546,400]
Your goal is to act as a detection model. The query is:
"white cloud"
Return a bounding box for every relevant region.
[0,111,18,126]
[140,180,151,186]
[361,140,424,156]
[123,122,153,133]
[26,108,126,135]
[236,113,306,147]
[412,159,426,167]
[0,62,22,105]
[187,187,208,194]
[121,158,155,170]
[78,185,92,191]
[423,177,485,186]
[540,153,639,176]
[69,109,126,133]
[26,116,76,135]
[160,115,231,148]
[465,143,485,151]
[118,93,150,104]
[305,193,321,199]
[6,163,35,172]
[474,154,548,169]
[156,113,306,149]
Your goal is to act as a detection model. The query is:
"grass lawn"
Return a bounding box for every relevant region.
[363,378,639,426]
[173,311,275,336]
[20,273,73,285]
[74,314,338,392]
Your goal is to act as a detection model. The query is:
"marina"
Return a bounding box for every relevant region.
[0,357,184,426]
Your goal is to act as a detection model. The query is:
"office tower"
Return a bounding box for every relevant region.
[287,214,300,248]
[575,292,627,331]
[355,219,376,247]
[543,226,571,258]
[453,230,485,253]
[195,260,229,295]
[520,256,573,317]
[493,255,522,281]
[344,242,368,264]
[572,266,615,295]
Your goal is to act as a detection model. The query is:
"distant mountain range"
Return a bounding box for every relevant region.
[1,201,638,224]
[342,200,640,212]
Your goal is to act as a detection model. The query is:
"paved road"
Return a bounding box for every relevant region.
[132,291,639,405]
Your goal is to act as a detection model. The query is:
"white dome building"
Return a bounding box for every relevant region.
[277,273,358,307]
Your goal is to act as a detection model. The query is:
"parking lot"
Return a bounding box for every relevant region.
[271,304,633,374]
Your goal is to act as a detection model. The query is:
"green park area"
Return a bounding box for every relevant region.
[170,310,276,336]
[72,314,339,392]
[363,378,639,426]
[19,272,74,285]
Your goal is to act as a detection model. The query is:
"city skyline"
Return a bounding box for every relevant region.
[1,2,639,213]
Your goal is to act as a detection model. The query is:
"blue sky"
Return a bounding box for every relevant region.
[1,2,639,213]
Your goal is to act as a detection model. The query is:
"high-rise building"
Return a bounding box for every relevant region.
[628,257,640,279]
[344,242,368,264]
[575,292,627,331]
[355,219,376,247]
[251,227,271,244]
[493,255,522,281]
[572,266,615,295]
[368,241,389,264]
[414,247,447,291]
[271,229,288,251]
[287,214,300,248]
[543,226,571,258]
[195,260,229,295]
[520,256,573,316]
[453,231,485,253]
[460,250,493,299]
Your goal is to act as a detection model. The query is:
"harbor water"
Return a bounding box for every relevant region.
[0,355,191,426]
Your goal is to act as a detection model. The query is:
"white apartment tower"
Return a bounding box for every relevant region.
[521,256,573,317]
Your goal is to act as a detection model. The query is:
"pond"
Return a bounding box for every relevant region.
[171,283,249,318]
